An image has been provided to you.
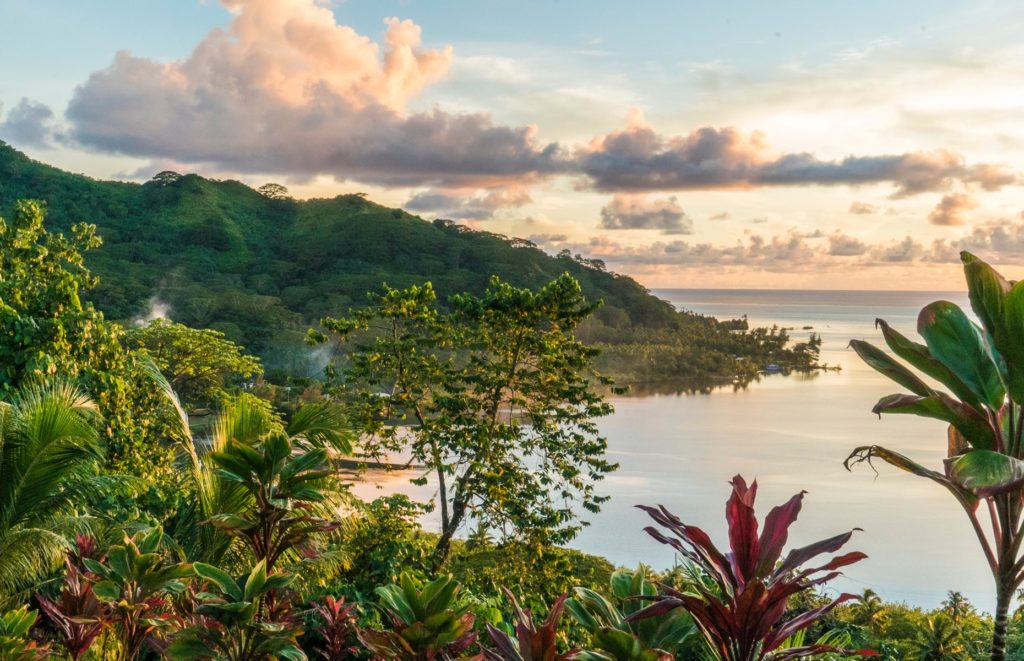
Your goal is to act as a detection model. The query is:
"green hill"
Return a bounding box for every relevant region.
[0,142,820,380]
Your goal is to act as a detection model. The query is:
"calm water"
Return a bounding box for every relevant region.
[355,289,996,610]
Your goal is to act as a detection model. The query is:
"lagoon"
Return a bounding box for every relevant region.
[354,289,992,610]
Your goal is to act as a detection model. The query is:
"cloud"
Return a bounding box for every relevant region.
[828,232,868,256]
[65,0,564,189]
[0,98,55,148]
[849,201,877,215]
[404,186,531,220]
[528,233,568,244]
[928,192,977,226]
[576,111,1017,196]
[537,217,1024,275]
[598,194,692,234]
[870,237,924,262]
[709,212,731,221]
[928,219,1024,262]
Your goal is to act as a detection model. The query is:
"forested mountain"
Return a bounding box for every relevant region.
[0,142,818,378]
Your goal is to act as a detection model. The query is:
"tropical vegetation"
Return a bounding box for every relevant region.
[0,189,1022,660]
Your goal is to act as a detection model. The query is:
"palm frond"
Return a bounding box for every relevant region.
[287,402,355,454]
[0,527,68,603]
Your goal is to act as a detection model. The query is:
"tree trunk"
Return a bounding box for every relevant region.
[431,492,469,571]
[992,580,1011,661]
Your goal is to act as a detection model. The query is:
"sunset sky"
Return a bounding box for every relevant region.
[3,0,1024,288]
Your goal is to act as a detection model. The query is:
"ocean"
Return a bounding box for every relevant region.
[354,288,994,610]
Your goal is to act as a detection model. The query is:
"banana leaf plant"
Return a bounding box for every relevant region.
[482,588,581,660]
[566,567,694,661]
[83,527,193,660]
[356,572,478,660]
[0,607,50,661]
[846,251,1024,661]
[165,560,305,661]
[631,476,873,661]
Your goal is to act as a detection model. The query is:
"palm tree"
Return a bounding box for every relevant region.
[852,589,886,633]
[0,380,104,603]
[942,591,974,626]
[151,359,353,566]
[912,615,966,661]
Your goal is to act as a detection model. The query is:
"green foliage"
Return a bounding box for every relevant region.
[566,568,694,660]
[846,251,1024,659]
[128,318,262,409]
[0,379,107,604]
[356,572,478,660]
[0,607,50,660]
[321,275,616,564]
[83,526,193,659]
[166,560,306,661]
[207,431,344,571]
[0,198,176,485]
[0,144,820,382]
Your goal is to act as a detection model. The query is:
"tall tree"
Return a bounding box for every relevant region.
[316,274,616,566]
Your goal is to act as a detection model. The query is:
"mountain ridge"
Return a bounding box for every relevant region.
[0,142,684,369]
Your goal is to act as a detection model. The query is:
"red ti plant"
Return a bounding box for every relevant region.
[36,536,108,661]
[310,595,360,660]
[632,476,874,661]
[483,588,581,661]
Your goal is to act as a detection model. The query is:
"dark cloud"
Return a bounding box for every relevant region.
[576,113,1017,196]
[598,194,692,234]
[928,192,977,226]
[0,98,55,148]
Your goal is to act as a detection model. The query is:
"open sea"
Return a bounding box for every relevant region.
[355,289,995,610]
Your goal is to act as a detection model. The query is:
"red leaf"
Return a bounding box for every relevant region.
[727,476,761,586]
[757,491,805,576]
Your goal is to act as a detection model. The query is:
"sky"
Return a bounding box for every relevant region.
[3,0,1024,289]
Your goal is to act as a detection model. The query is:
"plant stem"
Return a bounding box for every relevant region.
[992,576,1011,661]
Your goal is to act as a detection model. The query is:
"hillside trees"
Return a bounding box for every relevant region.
[315,274,616,566]
[128,319,262,410]
[0,200,175,479]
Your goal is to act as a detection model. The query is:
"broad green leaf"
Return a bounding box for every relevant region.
[871,393,995,451]
[1000,282,1024,404]
[243,560,268,602]
[376,583,417,625]
[917,301,1005,411]
[92,581,120,601]
[165,636,215,660]
[946,450,1024,498]
[849,340,933,397]
[962,252,1010,340]
[194,562,242,601]
[877,319,984,409]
